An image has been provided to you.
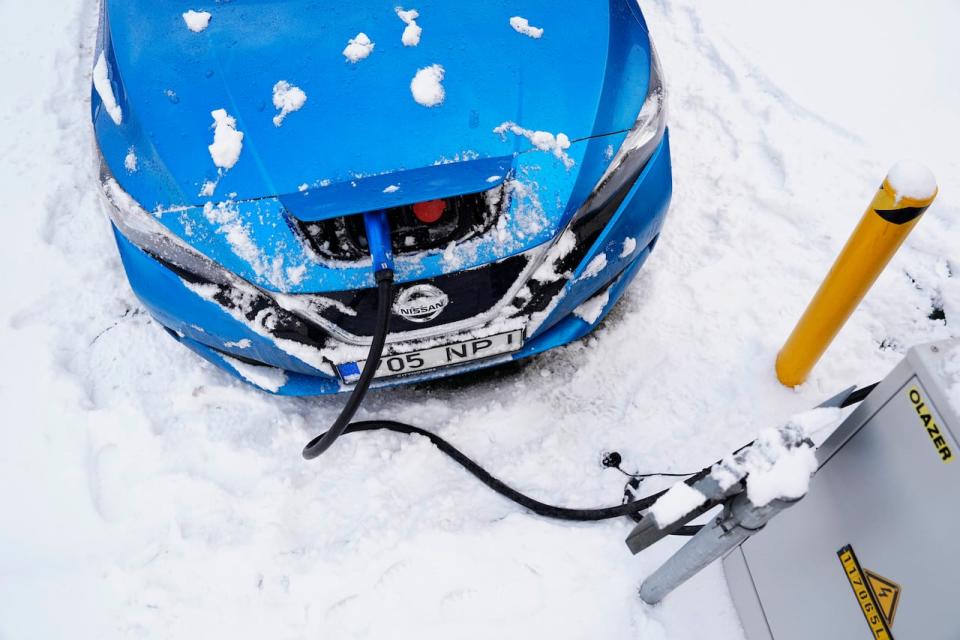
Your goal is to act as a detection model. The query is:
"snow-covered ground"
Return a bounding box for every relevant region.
[2,1,958,638]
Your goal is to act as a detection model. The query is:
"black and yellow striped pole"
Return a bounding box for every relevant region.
[776,162,938,387]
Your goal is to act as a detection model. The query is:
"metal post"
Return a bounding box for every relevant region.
[776,163,938,387]
[639,494,794,604]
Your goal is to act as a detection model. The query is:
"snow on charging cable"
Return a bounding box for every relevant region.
[272,81,307,127]
[343,33,375,63]
[494,121,575,170]
[411,64,445,107]
[208,109,244,170]
[649,407,843,528]
[396,7,422,46]
[717,407,841,507]
[93,53,123,125]
[650,483,707,529]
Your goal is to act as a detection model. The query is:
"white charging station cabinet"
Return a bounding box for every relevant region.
[724,340,959,639]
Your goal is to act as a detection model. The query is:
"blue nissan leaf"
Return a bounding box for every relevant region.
[92,0,672,397]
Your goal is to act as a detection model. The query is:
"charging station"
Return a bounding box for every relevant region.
[725,339,959,639]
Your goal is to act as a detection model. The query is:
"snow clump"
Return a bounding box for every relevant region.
[411,64,445,107]
[887,160,937,202]
[92,53,122,125]
[208,109,244,170]
[271,81,307,127]
[182,10,212,33]
[531,230,577,283]
[510,16,544,39]
[220,354,287,393]
[574,288,610,325]
[396,8,422,46]
[124,148,138,173]
[650,482,707,528]
[713,407,841,507]
[580,253,607,280]
[343,33,375,63]
[494,121,574,169]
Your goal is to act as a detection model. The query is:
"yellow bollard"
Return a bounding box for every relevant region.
[776,162,939,387]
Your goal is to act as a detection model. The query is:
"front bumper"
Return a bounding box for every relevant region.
[112,134,673,396]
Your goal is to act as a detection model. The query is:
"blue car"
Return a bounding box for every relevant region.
[92,0,672,396]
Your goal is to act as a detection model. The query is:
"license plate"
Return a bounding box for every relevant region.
[337,329,524,382]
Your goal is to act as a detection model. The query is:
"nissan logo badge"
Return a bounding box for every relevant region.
[393,284,449,323]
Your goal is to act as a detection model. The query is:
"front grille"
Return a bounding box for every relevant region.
[312,252,531,337]
[295,184,508,261]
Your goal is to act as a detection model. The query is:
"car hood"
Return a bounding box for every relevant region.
[95,0,653,213]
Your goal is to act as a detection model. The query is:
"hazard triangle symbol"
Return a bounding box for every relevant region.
[865,569,901,626]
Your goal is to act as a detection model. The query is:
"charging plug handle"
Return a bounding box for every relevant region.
[364,210,395,274]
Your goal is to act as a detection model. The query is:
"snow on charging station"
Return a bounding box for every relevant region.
[628,163,960,640]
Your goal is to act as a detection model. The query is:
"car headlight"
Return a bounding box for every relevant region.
[98,161,231,285]
[583,42,667,213]
[517,42,667,315]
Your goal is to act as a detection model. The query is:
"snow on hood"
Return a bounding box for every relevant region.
[95,0,653,212]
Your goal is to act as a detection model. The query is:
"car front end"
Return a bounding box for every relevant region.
[93,0,672,395]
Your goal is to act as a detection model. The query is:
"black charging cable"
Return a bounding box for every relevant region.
[301,212,881,529]
[302,270,394,460]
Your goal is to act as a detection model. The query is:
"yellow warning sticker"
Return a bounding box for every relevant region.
[837,545,899,639]
[865,569,901,626]
[907,386,955,463]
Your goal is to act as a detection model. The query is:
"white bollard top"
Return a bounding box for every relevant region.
[887,160,938,201]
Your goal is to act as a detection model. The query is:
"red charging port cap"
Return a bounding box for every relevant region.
[412,199,447,224]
